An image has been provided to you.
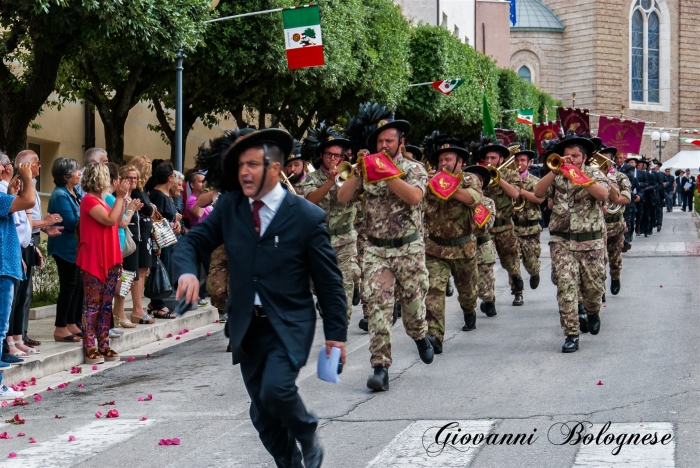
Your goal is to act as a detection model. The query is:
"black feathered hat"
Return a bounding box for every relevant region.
[345,102,393,156]
[513,144,537,161]
[196,126,256,192]
[423,131,470,166]
[600,145,618,158]
[301,122,349,163]
[464,165,491,190]
[468,135,509,164]
[285,140,303,165]
[366,118,411,153]
[553,130,595,158]
[404,145,423,161]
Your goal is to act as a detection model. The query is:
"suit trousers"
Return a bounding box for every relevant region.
[624,210,635,244]
[240,316,316,468]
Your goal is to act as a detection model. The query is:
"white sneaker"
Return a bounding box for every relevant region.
[0,384,24,400]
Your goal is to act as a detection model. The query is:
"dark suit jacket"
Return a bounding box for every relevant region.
[173,189,348,369]
[635,169,649,203]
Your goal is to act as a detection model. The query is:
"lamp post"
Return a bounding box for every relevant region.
[174,50,185,173]
[650,130,670,162]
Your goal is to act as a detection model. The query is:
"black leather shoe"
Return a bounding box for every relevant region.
[426,334,443,355]
[530,274,540,290]
[588,313,601,335]
[562,335,579,353]
[480,301,486,313]
[415,337,434,364]
[578,303,589,333]
[610,279,620,295]
[462,311,477,331]
[358,317,369,332]
[657,225,661,232]
[512,293,524,306]
[301,435,324,468]
[484,301,497,317]
[445,279,454,297]
[511,274,524,291]
[352,285,361,306]
[367,366,389,391]
[622,242,631,252]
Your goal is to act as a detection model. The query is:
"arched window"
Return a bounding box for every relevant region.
[631,0,661,103]
[518,66,531,83]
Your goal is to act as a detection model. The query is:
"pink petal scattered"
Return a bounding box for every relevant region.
[68,435,76,442]
[146,394,152,400]
[46,387,53,391]
[29,437,36,443]
[159,438,181,446]
[70,366,82,374]
[78,384,84,388]
[146,354,151,359]
[106,409,119,418]
[139,417,148,421]
[137,397,144,402]
[215,319,220,323]
[57,383,67,389]
[16,433,25,437]
[206,332,212,337]
[95,411,102,419]
[29,377,36,386]
[54,415,66,419]
[33,395,41,403]
[92,365,98,371]
[1,402,7,408]
[125,356,136,363]
[0,432,11,439]
[660,285,663,288]
[11,398,28,407]
[8,452,16,458]
[597,380,604,386]
[175,336,181,340]
[171,438,181,445]
[166,333,173,338]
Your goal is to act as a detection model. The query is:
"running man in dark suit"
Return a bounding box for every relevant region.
[174,129,347,468]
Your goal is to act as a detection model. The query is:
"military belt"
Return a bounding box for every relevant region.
[477,234,492,246]
[429,233,474,247]
[513,219,540,228]
[492,216,513,228]
[604,213,624,223]
[367,231,420,248]
[550,230,603,242]
[328,224,354,236]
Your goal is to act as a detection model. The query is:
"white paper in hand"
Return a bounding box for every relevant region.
[317,346,341,384]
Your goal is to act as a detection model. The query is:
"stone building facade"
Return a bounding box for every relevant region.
[510,0,700,160]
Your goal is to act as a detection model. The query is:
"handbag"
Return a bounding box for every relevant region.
[122,226,137,257]
[151,209,178,249]
[144,256,173,300]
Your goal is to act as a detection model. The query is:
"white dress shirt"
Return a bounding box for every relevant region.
[249,182,286,306]
[31,178,42,234]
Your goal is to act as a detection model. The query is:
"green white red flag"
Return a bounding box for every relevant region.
[517,108,534,125]
[431,79,465,96]
[680,138,700,147]
[282,5,324,69]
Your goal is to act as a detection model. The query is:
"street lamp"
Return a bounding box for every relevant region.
[651,131,670,161]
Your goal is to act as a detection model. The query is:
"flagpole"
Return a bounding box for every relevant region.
[204,7,284,23]
[408,82,435,87]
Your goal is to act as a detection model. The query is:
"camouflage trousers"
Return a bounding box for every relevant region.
[492,227,522,292]
[336,241,361,325]
[476,240,496,303]
[357,234,370,319]
[606,232,624,281]
[364,247,429,368]
[550,242,605,336]
[425,254,477,341]
[516,234,541,277]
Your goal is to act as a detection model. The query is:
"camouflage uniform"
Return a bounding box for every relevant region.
[300,169,360,324]
[484,168,523,293]
[423,174,482,341]
[605,169,632,281]
[512,172,542,278]
[354,199,370,319]
[350,154,429,368]
[546,166,610,335]
[474,197,497,303]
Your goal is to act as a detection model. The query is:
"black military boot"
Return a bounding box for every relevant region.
[462,310,477,331]
[511,274,524,291]
[358,317,369,332]
[588,313,601,335]
[562,335,579,353]
[483,301,497,317]
[530,274,540,290]
[445,278,454,297]
[610,279,621,295]
[578,302,589,333]
[480,301,486,313]
[367,366,389,391]
[352,285,361,306]
[415,337,434,364]
[426,334,443,355]
[512,293,524,306]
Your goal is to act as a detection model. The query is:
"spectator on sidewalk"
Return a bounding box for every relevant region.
[170,170,185,236]
[681,169,696,212]
[47,158,84,343]
[125,156,156,325]
[0,157,37,399]
[186,171,214,304]
[675,170,683,207]
[75,148,108,197]
[77,163,128,364]
[664,168,675,212]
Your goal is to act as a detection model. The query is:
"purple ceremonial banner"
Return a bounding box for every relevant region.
[496,128,516,146]
[597,116,646,154]
[533,121,561,155]
[558,107,590,135]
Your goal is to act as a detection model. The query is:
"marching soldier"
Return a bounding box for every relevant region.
[300,124,361,326]
[283,140,308,192]
[534,135,610,353]
[422,135,483,354]
[338,111,434,391]
[512,147,543,290]
[470,138,525,306]
[641,158,658,237]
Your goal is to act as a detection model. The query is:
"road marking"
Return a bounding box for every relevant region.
[572,422,675,467]
[366,420,495,467]
[3,419,156,468]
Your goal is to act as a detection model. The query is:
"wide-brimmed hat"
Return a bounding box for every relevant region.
[600,145,617,158]
[429,143,470,166]
[366,118,411,152]
[513,147,537,160]
[222,128,294,189]
[404,145,423,161]
[625,154,641,163]
[285,140,303,165]
[422,131,470,166]
[553,136,595,157]
[476,142,510,161]
[463,165,491,190]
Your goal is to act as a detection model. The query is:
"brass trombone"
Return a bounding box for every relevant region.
[590,152,613,174]
[487,155,526,211]
[280,170,297,194]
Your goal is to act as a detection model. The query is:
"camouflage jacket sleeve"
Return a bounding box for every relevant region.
[299,171,321,198]
[615,171,632,202]
[401,157,428,194]
[462,173,482,208]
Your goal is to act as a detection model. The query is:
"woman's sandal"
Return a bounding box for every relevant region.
[15,340,39,355]
[84,347,105,365]
[130,314,155,325]
[6,341,28,358]
[151,308,177,319]
[114,315,137,329]
[97,347,119,362]
[54,334,80,343]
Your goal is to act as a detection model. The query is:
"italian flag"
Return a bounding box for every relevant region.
[680,138,700,147]
[431,79,465,96]
[517,108,534,125]
[282,5,324,70]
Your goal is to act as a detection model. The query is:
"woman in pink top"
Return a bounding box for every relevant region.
[76,163,129,364]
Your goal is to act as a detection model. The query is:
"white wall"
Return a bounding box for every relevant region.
[393,0,476,45]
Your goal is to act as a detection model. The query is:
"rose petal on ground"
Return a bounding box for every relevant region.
[597,380,604,385]
[68,435,76,442]
[33,395,41,403]
[171,438,180,445]
[46,387,52,391]
[0,402,6,408]
[92,365,98,371]
[146,354,151,359]
[146,394,152,400]
[95,412,102,418]
[106,409,119,418]
[139,417,148,421]
[138,397,144,402]
[78,384,84,388]
[175,336,180,341]
[16,433,25,437]
[8,452,16,458]
[29,438,36,443]
[166,334,172,338]
[206,332,212,337]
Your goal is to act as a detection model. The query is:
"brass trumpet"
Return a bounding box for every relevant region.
[589,152,613,174]
[546,153,563,172]
[487,155,518,187]
[335,161,359,187]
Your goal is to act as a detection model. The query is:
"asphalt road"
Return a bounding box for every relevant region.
[1,210,698,468]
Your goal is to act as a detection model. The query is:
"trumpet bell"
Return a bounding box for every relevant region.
[546,153,563,172]
[591,153,613,173]
[335,161,358,187]
[487,165,500,186]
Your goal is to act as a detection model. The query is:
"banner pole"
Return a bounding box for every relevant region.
[204,7,285,23]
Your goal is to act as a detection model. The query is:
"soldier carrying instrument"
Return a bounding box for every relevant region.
[283,140,308,192]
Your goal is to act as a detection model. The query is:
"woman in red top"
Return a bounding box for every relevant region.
[77,163,129,364]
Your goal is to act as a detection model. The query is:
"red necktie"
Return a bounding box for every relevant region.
[252,200,264,236]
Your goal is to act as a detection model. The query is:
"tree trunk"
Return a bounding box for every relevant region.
[152,98,198,165]
[98,107,127,166]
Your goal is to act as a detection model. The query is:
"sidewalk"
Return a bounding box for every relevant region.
[5,296,223,386]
